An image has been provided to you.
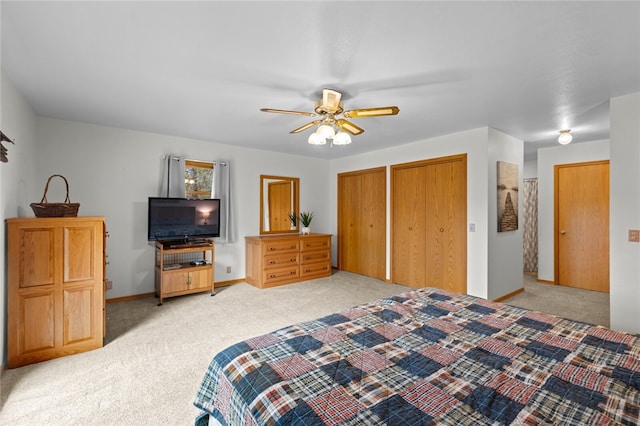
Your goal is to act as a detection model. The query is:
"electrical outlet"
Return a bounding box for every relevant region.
[105,279,113,290]
[226,266,231,273]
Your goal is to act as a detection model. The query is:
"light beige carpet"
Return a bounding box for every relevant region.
[0,272,609,425]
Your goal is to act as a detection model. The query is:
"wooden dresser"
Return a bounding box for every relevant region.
[7,217,105,368]
[245,233,332,288]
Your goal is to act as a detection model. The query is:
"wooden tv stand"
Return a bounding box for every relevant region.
[154,240,215,305]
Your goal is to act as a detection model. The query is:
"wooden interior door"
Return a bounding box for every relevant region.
[392,154,467,292]
[555,161,609,292]
[391,163,427,288]
[337,167,386,280]
[268,180,292,232]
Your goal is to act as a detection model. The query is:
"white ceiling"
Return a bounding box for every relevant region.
[2,1,639,160]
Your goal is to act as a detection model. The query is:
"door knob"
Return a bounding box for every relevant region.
[560,230,566,235]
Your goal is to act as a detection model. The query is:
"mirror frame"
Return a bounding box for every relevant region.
[260,175,300,235]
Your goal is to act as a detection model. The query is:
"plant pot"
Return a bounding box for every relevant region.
[301,226,311,235]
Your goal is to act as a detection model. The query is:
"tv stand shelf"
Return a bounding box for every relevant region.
[154,240,215,305]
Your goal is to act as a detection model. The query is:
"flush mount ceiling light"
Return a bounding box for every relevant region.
[261,88,399,147]
[558,129,573,145]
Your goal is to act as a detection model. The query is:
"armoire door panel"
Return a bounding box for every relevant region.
[64,225,96,283]
[392,165,427,288]
[20,291,56,353]
[18,228,56,288]
[63,286,95,345]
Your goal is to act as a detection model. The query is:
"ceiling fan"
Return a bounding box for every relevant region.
[260,88,399,145]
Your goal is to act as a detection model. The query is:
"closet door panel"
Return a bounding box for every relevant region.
[425,159,466,293]
[338,174,361,273]
[360,169,386,280]
[392,165,427,288]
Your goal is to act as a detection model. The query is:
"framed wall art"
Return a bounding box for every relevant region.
[497,161,518,232]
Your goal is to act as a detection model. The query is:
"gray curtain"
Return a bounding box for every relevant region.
[212,161,235,243]
[160,155,186,198]
[523,178,538,272]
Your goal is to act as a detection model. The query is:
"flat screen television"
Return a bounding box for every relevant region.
[147,197,221,242]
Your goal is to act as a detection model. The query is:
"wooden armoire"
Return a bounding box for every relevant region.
[7,217,105,368]
[391,154,467,292]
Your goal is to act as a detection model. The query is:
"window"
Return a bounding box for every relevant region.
[185,160,214,199]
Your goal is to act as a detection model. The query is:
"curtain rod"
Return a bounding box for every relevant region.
[164,155,227,166]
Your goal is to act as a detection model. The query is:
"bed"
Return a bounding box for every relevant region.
[194,287,640,425]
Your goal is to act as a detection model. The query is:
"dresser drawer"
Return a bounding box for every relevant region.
[300,262,331,279]
[263,266,299,285]
[264,239,299,254]
[265,253,299,269]
[300,249,330,265]
[300,236,330,252]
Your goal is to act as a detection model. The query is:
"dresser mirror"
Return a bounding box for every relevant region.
[260,175,299,234]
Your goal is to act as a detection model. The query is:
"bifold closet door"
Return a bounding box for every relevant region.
[391,154,466,293]
[425,158,466,293]
[338,167,386,280]
[391,164,427,288]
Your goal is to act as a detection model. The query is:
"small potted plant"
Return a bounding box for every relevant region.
[299,211,313,235]
[287,212,297,230]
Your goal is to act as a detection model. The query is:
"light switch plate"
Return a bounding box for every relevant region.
[629,229,640,243]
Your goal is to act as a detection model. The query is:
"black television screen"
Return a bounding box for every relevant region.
[147,197,221,241]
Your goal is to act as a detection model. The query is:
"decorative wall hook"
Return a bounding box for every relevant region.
[1,130,16,163]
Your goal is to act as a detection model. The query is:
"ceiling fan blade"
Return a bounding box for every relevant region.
[343,106,400,118]
[260,108,317,117]
[290,120,323,134]
[335,119,364,135]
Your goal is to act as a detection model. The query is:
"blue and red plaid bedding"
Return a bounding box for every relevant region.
[194,287,640,425]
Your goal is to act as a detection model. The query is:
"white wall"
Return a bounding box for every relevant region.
[609,92,640,333]
[523,159,537,179]
[537,140,610,282]
[1,69,39,371]
[32,117,331,299]
[487,128,523,300]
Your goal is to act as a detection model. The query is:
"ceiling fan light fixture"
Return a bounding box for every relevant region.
[308,132,326,145]
[558,129,572,145]
[333,131,352,145]
[316,124,335,139]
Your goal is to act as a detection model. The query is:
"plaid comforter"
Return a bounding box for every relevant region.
[194,288,640,425]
